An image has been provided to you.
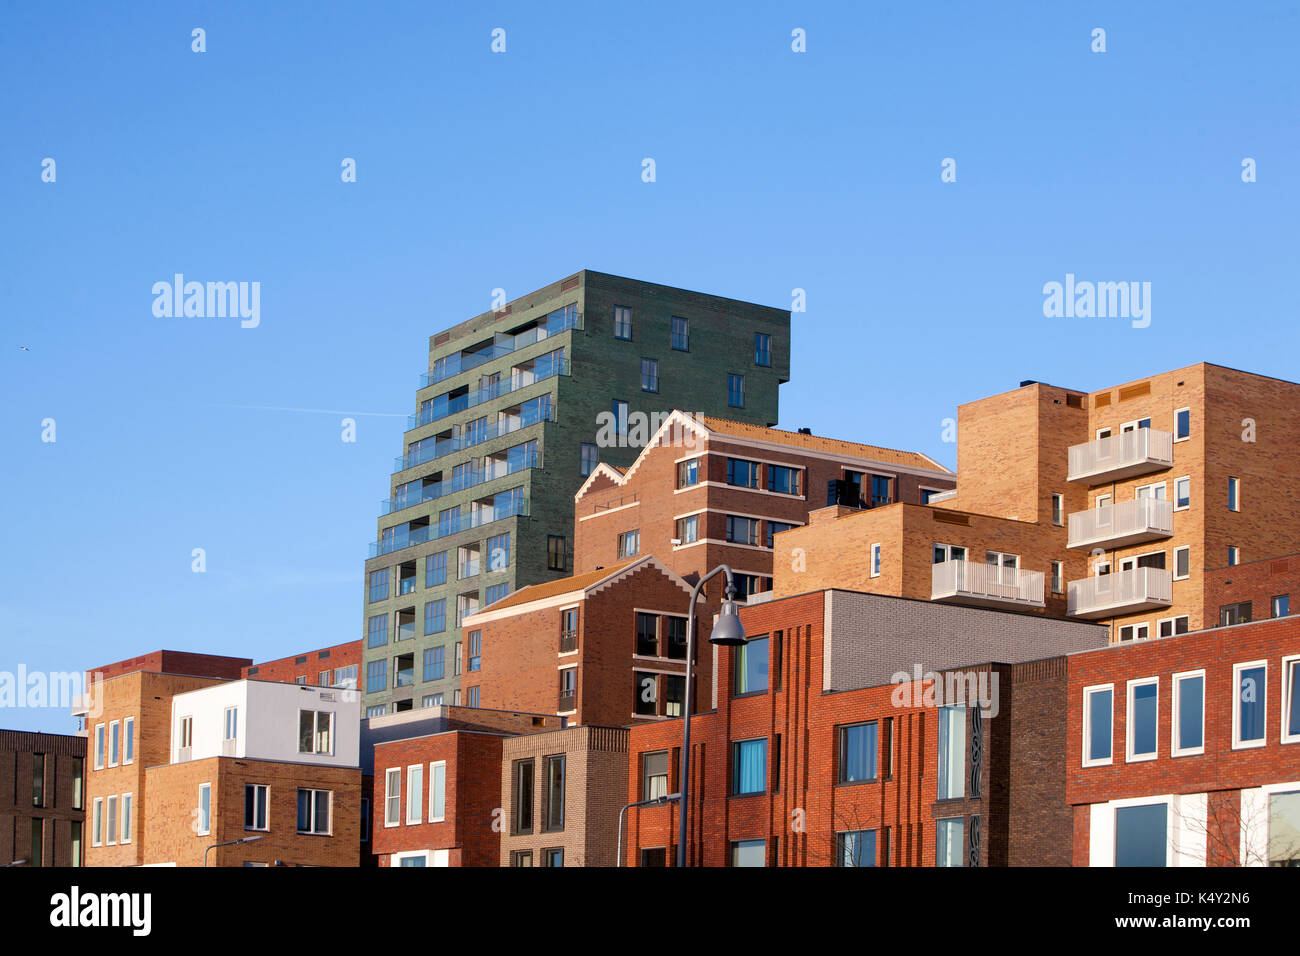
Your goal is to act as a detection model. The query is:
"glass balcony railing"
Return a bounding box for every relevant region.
[394,404,554,474]
[421,309,581,388]
[369,495,529,558]
[395,670,415,688]
[381,447,538,515]
[408,358,569,431]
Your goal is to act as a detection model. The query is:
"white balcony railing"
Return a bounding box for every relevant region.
[1067,427,1174,484]
[1067,497,1175,550]
[1067,567,1173,619]
[931,559,1045,609]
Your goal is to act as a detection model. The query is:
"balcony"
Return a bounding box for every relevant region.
[381,446,538,516]
[394,402,554,474]
[1068,498,1174,550]
[421,308,582,387]
[1067,427,1174,484]
[408,357,569,431]
[557,693,576,713]
[1067,567,1173,619]
[930,559,1045,609]
[370,495,529,558]
[559,628,578,653]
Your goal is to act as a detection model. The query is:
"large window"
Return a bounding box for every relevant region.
[671,316,689,351]
[765,520,795,549]
[513,759,535,834]
[613,305,632,340]
[1268,791,1300,866]
[1273,595,1291,619]
[754,332,771,367]
[612,400,629,437]
[368,568,389,603]
[406,766,423,825]
[468,630,481,671]
[245,784,268,831]
[367,614,388,648]
[635,613,659,657]
[725,458,760,488]
[106,795,118,843]
[580,442,598,477]
[429,761,447,822]
[298,710,334,756]
[32,753,44,808]
[94,725,104,770]
[384,769,401,826]
[727,374,745,408]
[838,722,878,783]
[642,751,669,801]
[547,535,568,572]
[1234,662,1267,747]
[665,616,687,660]
[366,659,386,692]
[640,358,659,393]
[1115,803,1167,866]
[297,789,331,835]
[837,829,876,867]
[676,515,699,545]
[766,464,800,495]
[1286,657,1300,743]
[1082,684,1114,766]
[425,599,446,635]
[1127,679,1158,761]
[936,818,963,867]
[937,706,965,799]
[197,784,211,836]
[731,738,767,796]
[725,515,759,546]
[677,458,701,488]
[618,530,640,558]
[1175,407,1191,440]
[424,645,445,682]
[1221,601,1252,626]
[1173,671,1205,755]
[487,532,511,571]
[730,839,765,867]
[734,636,769,695]
[544,755,565,832]
[426,551,447,587]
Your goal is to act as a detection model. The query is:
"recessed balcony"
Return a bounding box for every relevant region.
[1067,498,1175,550]
[1067,567,1173,619]
[931,559,1045,609]
[1067,427,1174,484]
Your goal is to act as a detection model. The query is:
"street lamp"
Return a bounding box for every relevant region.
[616,793,679,867]
[677,564,747,866]
[203,834,263,867]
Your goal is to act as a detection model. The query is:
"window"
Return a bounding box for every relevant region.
[838,722,878,783]
[332,665,357,689]
[1174,546,1190,580]
[513,759,535,833]
[245,784,269,830]
[618,530,640,558]
[298,710,334,756]
[1083,685,1113,766]
[731,839,765,867]
[1118,623,1150,642]
[424,599,446,635]
[1221,601,1252,626]
[1175,407,1191,441]
[543,848,564,867]
[1051,560,1063,595]
[580,442,598,476]
[469,685,481,708]
[560,607,579,653]
[727,373,745,408]
[368,568,389,603]
[366,659,387,692]
[106,795,118,846]
[429,761,447,822]
[1174,476,1191,510]
[1126,679,1158,761]
[179,716,193,751]
[1228,477,1240,512]
[1234,662,1267,748]
[613,305,632,340]
[1268,791,1300,866]
[726,458,759,488]
[71,756,83,810]
[767,465,800,495]
[1228,546,1240,567]
[641,358,659,393]
[870,542,882,578]
[366,704,388,718]
[319,670,331,686]
[422,693,443,708]
[559,668,577,706]
[936,818,963,867]
[634,672,657,715]
[635,612,659,656]
[456,593,479,626]
[1172,672,1205,756]
[735,636,769,695]
[32,753,44,808]
[453,641,463,676]
[937,707,966,799]
[754,332,771,367]
[426,551,447,587]
[92,797,103,847]
[458,543,480,579]
[94,724,104,770]
[511,850,533,867]
[664,675,685,716]
[544,755,565,831]
[671,316,689,351]
[197,784,211,836]
[30,818,43,867]
[109,720,119,767]
[1158,616,1190,637]
[612,400,629,437]
[1275,595,1291,619]
[468,630,482,671]
[731,738,767,796]
[423,646,445,682]
[837,829,876,867]
[676,515,699,544]
[487,532,511,571]
[1115,803,1167,867]
[297,789,331,835]
[678,457,701,488]
[642,751,669,801]
[725,515,758,546]
[1051,493,1064,526]
[367,614,388,648]
[407,766,423,824]
[385,769,401,826]
[765,520,795,549]
[224,707,238,742]
[70,821,81,867]
[547,535,568,572]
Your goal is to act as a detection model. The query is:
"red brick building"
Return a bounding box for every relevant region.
[1067,615,1300,866]
[623,588,1108,866]
[242,640,362,691]
[574,410,955,602]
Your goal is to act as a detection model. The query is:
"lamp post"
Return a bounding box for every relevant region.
[616,793,679,867]
[677,564,747,867]
[203,834,263,867]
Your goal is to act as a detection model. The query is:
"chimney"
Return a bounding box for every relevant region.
[798,427,812,435]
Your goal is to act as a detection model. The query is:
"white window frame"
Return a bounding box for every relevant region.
[1134,480,1167,500]
[108,720,119,768]
[1118,622,1150,642]
[869,543,881,578]
[1282,655,1300,745]
[1173,545,1191,581]
[105,794,118,846]
[429,760,447,823]
[224,706,238,741]
[123,716,134,765]
[197,783,211,836]
[1120,417,1151,433]
[1095,493,1111,510]
[1158,615,1189,638]
[245,783,270,831]
[92,797,103,847]
[297,788,332,836]
[1173,475,1191,511]
[1125,677,1159,763]
[179,715,194,750]
[407,765,423,825]
[1232,660,1269,750]
[1096,427,1112,440]
[121,792,133,844]
[384,768,402,827]
[1051,493,1064,526]
[1082,683,1114,768]
[1228,476,1241,513]
[1174,406,1191,442]
[1171,669,1206,757]
[1051,560,1063,595]
[94,724,105,770]
[1228,545,1240,567]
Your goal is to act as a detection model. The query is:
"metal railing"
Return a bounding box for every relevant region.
[422,310,582,387]
[1067,427,1174,483]
[370,496,528,558]
[381,448,538,515]
[1068,567,1174,617]
[559,629,578,653]
[1068,497,1174,549]
[930,559,1045,606]
[394,405,554,474]
[408,357,569,430]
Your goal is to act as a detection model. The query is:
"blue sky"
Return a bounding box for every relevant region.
[2,1,1297,732]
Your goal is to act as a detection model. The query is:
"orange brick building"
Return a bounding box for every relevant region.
[242,640,362,690]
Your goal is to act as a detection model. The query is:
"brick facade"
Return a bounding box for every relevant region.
[242,640,362,689]
[0,730,86,867]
